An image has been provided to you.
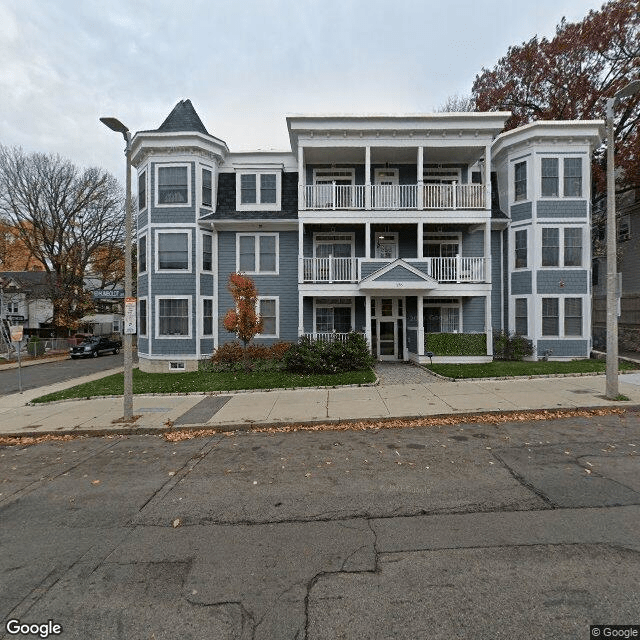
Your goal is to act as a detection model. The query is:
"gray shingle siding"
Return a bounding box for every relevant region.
[149,162,197,225]
[375,266,426,281]
[536,339,589,357]
[213,172,298,220]
[536,270,588,294]
[511,271,532,295]
[511,202,532,222]
[503,230,509,329]
[200,338,214,355]
[461,229,483,257]
[200,273,214,295]
[463,297,485,332]
[537,201,587,218]
[154,336,197,355]
[216,230,299,345]
[137,209,148,228]
[137,337,148,353]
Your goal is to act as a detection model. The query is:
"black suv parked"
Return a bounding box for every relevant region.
[70,336,121,359]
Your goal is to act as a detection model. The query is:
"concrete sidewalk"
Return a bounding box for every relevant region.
[1,366,640,438]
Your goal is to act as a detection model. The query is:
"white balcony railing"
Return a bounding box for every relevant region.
[372,184,418,209]
[302,332,352,343]
[304,184,365,209]
[300,256,487,284]
[302,183,485,210]
[429,256,486,282]
[301,257,358,283]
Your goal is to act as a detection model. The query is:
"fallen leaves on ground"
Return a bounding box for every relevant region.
[162,407,629,441]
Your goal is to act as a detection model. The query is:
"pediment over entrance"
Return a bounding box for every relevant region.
[359,259,438,292]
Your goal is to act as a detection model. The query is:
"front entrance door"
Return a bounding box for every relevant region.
[371,297,405,361]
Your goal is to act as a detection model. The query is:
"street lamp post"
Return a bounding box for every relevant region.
[100,117,133,420]
[605,79,640,400]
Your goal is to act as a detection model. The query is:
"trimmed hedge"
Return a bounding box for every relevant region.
[284,332,375,374]
[425,332,487,356]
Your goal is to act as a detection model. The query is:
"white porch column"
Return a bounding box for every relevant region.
[298,145,305,211]
[365,146,371,209]
[298,222,304,283]
[417,146,424,210]
[485,293,493,356]
[484,143,491,211]
[484,218,491,282]
[298,292,305,338]
[365,294,372,351]
[365,221,371,259]
[417,222,423,258]
[417,294,425,356]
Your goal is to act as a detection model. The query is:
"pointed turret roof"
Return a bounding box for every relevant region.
[156,99,209,135]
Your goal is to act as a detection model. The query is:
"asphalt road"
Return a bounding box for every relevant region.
[1,412,639,639]
[0,353,124,395]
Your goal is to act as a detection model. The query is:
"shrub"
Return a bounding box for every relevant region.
[211,342,245,366]
[284,332,374,374]
[493,331,534,361]
[425,332,486,356]
[269,341,292,361]
[206,340,294,372]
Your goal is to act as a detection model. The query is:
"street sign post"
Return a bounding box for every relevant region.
[9,325,24,394]
[124,297,137,335]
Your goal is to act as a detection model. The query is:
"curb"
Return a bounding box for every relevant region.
[423,369,639,383]
[0,354,69,370]
[2,403,639,441]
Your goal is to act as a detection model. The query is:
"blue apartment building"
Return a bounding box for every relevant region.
[131,100,603,372]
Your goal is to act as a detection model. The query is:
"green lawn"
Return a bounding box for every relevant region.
[31,367,377,403]
[427,359,637,379]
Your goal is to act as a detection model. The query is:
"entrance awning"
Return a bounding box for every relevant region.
[359,259,438,294]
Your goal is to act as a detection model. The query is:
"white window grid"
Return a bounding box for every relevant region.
[155,296,192,339]
[538,156,583,199]
[235,171,282,211]
[155,163,192,208]
[154,229,192,273]
[256,296,279,338]
[236,233,279,274]
[540,226,584,269]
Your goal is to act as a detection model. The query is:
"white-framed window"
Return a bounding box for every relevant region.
[236,233,278,274]
[375,232,398,259]
[6,300,19,315]
[138,169,147,211]
[155,163,191,207]
[515,298,528,335]
[564,298,583,336]
[156,296,191,338]
[542,298,559,336]
[202,232,213,272]
[514,229,527,269]
[541,296,585,338]
[423,298,462,333]
[618,215,631,242]
[202,297,214,336]
[202,167,213,208]
[514,161,527,201]
[138,233,147,274]
[257,296,278,338]
[314,297,354,333]
[313,233,355,259]
[138,297,148,337]
[235,171,281,211]
[540,156,583,198]
[541,227,583,268]
[424,233,461,257]
[155,230,192,272]
[423,166,462,184]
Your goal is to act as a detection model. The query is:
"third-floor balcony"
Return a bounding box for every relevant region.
[302,183,485,211]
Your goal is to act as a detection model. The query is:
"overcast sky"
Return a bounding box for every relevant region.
[1,0,605,181]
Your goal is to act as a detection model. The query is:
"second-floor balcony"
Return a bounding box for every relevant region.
[300,256,488,284]
[302,183,486,211]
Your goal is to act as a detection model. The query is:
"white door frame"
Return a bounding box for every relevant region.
[371,296,406,361]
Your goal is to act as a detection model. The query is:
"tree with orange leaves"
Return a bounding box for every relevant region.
[223,273,263,347]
